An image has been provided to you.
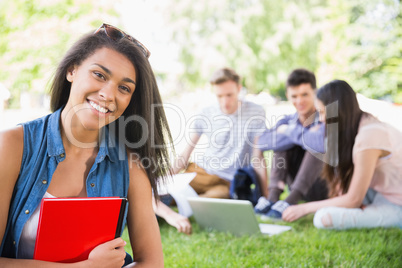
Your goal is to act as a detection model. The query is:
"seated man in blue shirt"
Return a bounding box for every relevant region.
[254,68,328,219]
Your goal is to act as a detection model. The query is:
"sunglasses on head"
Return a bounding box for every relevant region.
[94,23,151,58]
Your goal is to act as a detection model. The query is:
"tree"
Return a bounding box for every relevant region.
[0,0,118,108]
[317,0,402,102]
[163,0,401,102]
[162,0,326,99]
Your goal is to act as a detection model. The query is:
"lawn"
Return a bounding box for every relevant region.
[122,214,402,267]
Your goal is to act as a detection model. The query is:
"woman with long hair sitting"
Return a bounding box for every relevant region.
[282,80,402,230]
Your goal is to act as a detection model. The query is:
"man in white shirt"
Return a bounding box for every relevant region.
[154,67,267,234]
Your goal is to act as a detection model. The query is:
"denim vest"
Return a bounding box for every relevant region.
[0,108,130,258]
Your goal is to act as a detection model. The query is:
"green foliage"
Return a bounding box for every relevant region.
[318,0,402,101]
[1,0,401,106]
[165,0,324,98]
[0,0,118,108]
[164,0,402,102]
[122,215,402,267]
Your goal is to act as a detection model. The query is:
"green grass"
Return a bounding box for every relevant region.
[122,214,402,267]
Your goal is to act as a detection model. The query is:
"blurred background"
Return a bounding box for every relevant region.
[0,0,401,141]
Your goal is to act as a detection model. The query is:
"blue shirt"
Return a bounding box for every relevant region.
[257,112,325,153]
[1,108,130,258]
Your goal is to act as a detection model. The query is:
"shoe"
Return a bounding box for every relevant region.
[254,197,273,214]
[264,200,290,220]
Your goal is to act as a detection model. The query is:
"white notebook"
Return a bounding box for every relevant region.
[157,172,198,217]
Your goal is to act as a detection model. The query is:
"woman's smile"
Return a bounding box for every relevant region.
[88,100,109,114]
[64,47,136,130]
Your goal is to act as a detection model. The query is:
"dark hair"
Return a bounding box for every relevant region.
[49,30,173,198]
[209,67,240,85]
[316,80,365,197]
[286,68,316,89]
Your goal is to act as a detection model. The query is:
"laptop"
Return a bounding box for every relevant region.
[187,197,292,236]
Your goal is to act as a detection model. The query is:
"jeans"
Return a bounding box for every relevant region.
[314,189,402,229]
[269,146,328,202]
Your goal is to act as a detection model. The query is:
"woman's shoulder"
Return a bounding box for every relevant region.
[17,113,56,149]
[0,126,24,175]
[19,112,53,131]
[359,113,380,125]
[2,112,56,165]
[358,113,399,136]
[354,113,399,153]
[0,125,24,149]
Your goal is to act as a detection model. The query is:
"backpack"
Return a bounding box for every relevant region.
[230,166,262,206]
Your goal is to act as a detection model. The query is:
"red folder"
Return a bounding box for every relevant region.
[33,197,127,263]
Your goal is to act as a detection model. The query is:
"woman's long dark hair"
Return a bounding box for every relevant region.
[49,30,173,199]
[316,80,365,197]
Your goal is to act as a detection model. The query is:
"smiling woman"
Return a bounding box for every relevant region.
[0,23,172,267]
[64,48,136,132]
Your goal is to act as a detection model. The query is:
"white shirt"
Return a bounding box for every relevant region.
[191,100,266,181]
[17,192,56,259]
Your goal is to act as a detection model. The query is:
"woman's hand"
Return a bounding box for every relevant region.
[165,213,192,235]
[282,204,308,222]
[86,237,127,268]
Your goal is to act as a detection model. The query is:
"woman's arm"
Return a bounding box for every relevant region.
[125,159,164,267]
[0,127,127,268]
[282,149,383,222]
[0,126,24,265]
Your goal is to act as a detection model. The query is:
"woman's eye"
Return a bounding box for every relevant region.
[119,85,131,93]
[94,72,105,80]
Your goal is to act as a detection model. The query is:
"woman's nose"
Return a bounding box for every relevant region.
[99,83,115,101]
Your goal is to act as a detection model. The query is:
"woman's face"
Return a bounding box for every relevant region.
[65,47,136,130]
[315,98,326,123]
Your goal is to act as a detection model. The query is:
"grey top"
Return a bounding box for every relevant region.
[191,100,266,181]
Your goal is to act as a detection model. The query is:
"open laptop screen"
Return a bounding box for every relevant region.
[187,197,291,236]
